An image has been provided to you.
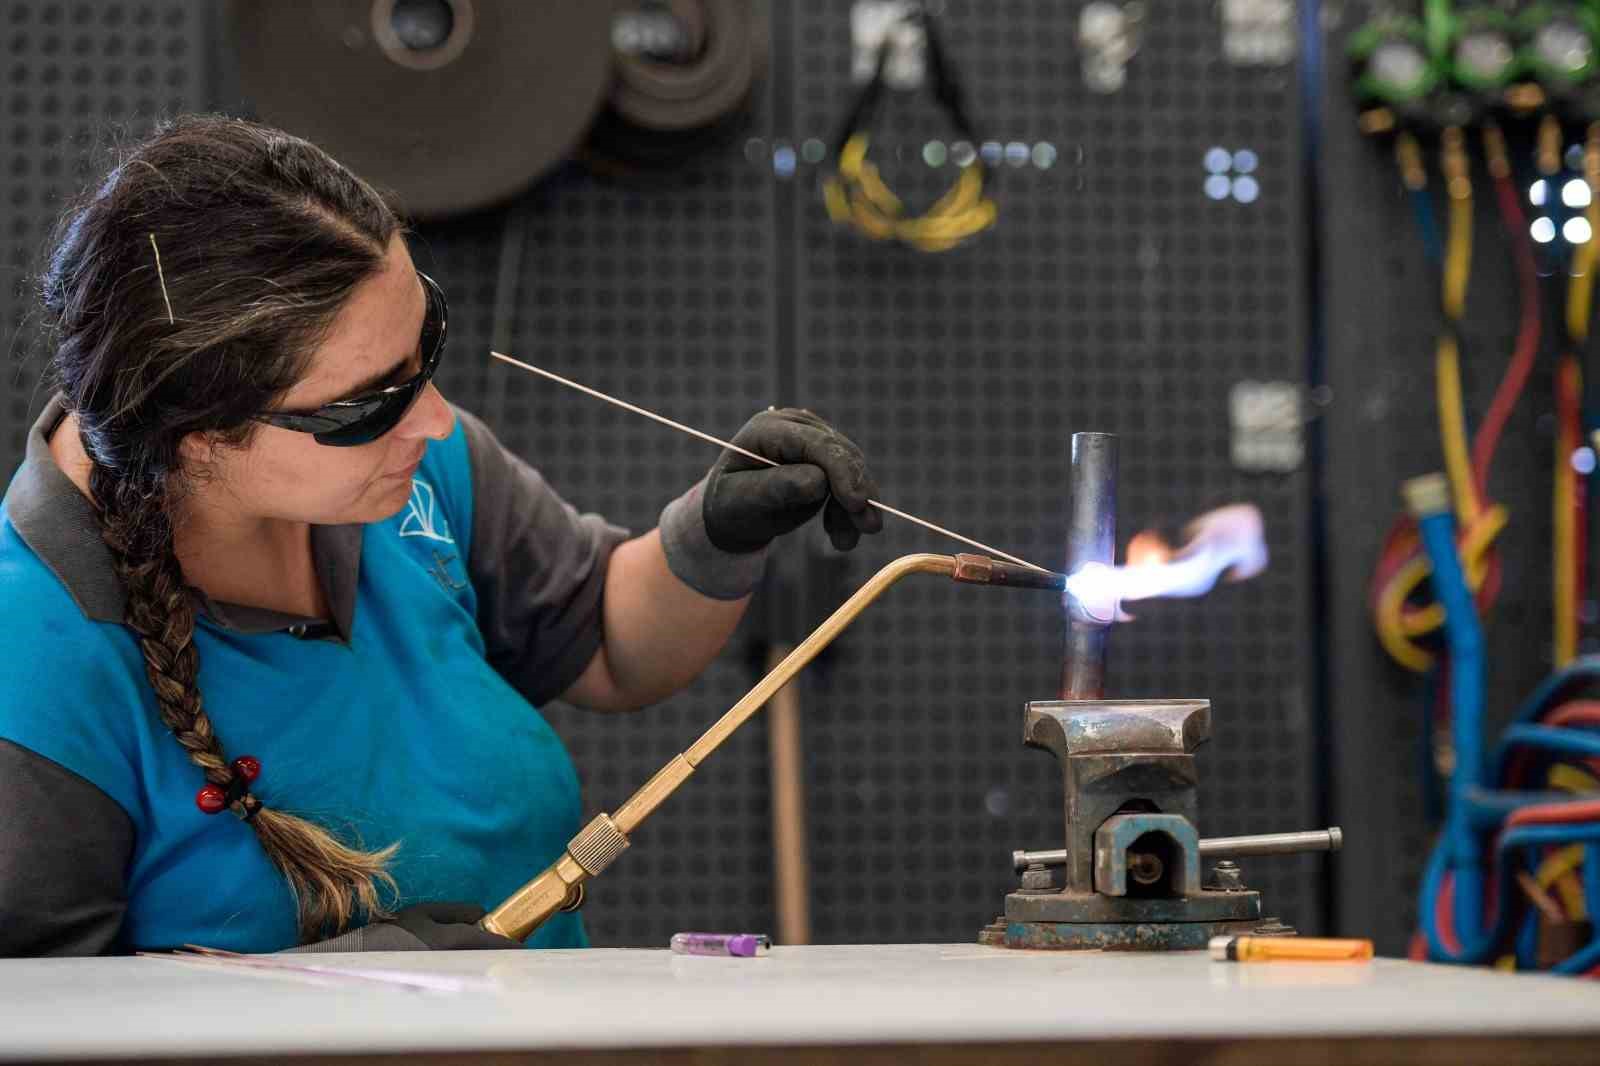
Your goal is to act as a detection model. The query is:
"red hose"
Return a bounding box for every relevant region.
[1506,798,1600,827]
[1471,171,1542,492]
[1436,871,1461,955]
[1544,702,1600,728]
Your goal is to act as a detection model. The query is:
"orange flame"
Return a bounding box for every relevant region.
[1065,504,1267,622]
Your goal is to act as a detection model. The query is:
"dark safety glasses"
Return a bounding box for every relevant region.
[256,270,448,447]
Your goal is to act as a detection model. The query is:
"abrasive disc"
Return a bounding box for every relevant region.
[231,0,614,218]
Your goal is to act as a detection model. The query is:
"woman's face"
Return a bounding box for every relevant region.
[200,235,456,527]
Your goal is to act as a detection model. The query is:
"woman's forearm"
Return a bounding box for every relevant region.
[559,529,750,711]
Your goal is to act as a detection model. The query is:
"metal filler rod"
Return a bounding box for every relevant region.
[488,351,1050,573]
[1061,432,1117,700]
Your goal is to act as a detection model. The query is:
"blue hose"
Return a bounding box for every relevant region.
[1493,725,1600,783]
[1516,902,1540,970]
[1411,187,1444,267]
[1417,506,1488,946]
[1422,823,1600,962]
[1554,936,1600,975]
[1511,658,1600,725]
[1462,788,1587,828]
[1587,845,1600,924]
[1502,823,1600,849]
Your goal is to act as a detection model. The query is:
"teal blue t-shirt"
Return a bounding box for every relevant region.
[0,405,621,952]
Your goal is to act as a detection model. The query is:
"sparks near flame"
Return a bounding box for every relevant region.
[1064,504,1268,623]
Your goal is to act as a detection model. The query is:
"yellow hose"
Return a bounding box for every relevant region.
[1555,358,1580,668]
[1571,123,1600,342]
[1378,557,1438,673]
[1376,505,1507,671]
[1441,127,1473,323]
[826,132,996,252]
[1436,333,1483,534]
[1371,127,1509,672]
[1550,763,1600,792]
[1396,505,1509,637]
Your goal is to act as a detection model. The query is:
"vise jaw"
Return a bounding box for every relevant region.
[997,699,1270,949]
[1023,699,1208,898]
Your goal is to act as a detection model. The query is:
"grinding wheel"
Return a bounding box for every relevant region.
[230,0,614,219]
[582,0,768,175]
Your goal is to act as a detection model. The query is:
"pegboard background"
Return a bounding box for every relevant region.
[1320,2,1569,954]
[2,1,1324,947]
[2,1,210,465]
[787,1,1317,942]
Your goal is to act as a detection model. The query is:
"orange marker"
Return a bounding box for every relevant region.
[1209,936,1374,962]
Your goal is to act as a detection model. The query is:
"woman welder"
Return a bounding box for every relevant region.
[0,116,882,955]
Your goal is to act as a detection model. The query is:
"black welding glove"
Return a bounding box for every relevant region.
[385,902,519,950]
[705,408,883,552]
[286,902,520,952]
[659,408,883,600]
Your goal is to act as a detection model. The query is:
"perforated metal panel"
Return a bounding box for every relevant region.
[1,1,1321,949]
[2,1,209,472]
[1322,3,1560,954]
[787,0,1318,943]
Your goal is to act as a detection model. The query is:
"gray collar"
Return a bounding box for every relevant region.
[3,396,361,641]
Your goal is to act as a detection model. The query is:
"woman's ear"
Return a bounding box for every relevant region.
[177,429,217,469]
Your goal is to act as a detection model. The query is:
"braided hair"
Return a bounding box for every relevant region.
[39,115,405,940]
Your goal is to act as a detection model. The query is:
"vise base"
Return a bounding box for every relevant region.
[993,917,1286,952]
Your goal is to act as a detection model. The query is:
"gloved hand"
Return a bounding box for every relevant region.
[703,408,883,553]
[285,901,520,953]
[659,408,883,601]
[382,902,519,950]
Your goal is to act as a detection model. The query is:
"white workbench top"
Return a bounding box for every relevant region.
[2,943,1598,1060]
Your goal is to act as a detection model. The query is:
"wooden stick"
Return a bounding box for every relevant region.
[489,351,1049,572]
[765,644,811,945]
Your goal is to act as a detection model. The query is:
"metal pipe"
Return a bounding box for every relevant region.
[1012,827,1343,873]
[1061,432,1117,700]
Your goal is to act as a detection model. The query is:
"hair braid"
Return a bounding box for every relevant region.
[86,462,399,939]
[40,115,412,942]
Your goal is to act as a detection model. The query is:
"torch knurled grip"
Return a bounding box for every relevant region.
[568,813,630,876]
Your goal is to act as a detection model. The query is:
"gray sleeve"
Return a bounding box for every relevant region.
[0,739,132,957]
[455,406,630,707]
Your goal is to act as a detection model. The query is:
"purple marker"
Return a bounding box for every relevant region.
[670,932,771,957]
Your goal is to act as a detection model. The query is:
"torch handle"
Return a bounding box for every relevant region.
[483,554,956,941]
[481,552,1074,942]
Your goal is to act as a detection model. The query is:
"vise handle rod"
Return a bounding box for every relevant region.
[1012,827,1343,873]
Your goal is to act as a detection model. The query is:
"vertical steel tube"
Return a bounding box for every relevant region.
[1061,432,1117,700]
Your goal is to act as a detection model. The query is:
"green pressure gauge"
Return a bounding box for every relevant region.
[1519,2,1600,86]
[1350,14,1444,108]
[1451,9,1521,91]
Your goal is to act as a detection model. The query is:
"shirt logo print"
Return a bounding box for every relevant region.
[399,478,455,545]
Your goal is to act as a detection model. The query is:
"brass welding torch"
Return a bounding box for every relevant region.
[480,552,1066,941]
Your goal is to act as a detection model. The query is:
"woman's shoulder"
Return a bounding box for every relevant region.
[0,511,151,812]
[0,509,112,633]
